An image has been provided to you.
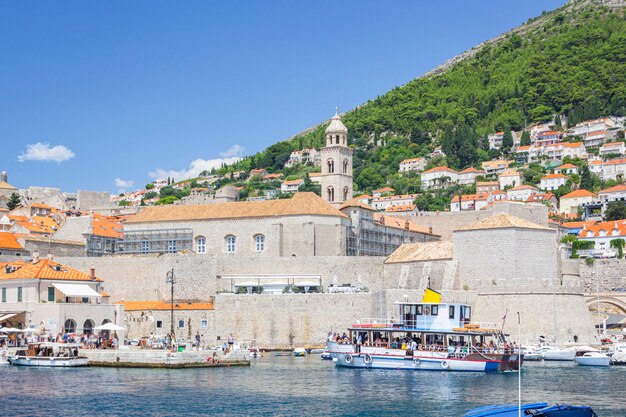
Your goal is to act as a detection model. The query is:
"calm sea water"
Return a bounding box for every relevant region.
[1,356,624,416]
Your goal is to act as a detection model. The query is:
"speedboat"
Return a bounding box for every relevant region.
[541,346,576,361]
[293,347,306,357]
[320,349,332,360]
[574,352,610,367]
[308,348,325,354]
[8,343,88,367]
[0,348,10,365]
[521,346,543,361]
[610,343,626,365]
[464,403,597,416]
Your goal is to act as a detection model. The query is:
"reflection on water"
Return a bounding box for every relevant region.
[0,356,624,416]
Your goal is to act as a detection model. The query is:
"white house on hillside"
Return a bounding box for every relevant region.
[421,167,459,189]
[540,173,568,191]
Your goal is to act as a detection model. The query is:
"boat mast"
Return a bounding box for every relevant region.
[517,312,521,417]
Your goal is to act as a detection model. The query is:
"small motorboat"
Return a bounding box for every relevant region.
[464,403,597,416]
[320,350,332,360]
[293,347,306,357]
[0,348,10,365]
[307,348,325,354]
[9,343,88,367]
[574,352,610,367]
[541,346,576,361]
[521,346,543,361]
[610,343,626,365]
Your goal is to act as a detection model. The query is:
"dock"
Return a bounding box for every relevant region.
[85,348,250,368]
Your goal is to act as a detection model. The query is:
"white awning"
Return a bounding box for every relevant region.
[0,313,18,322]
[52,283,101,298]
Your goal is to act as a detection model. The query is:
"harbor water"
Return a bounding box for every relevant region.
[1,355,624,416]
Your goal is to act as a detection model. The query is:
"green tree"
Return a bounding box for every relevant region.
[605,201,626,221]
[520,130,531,146]
[145,183,155,190]
[156,196,180,205]
[118,200,131,207]
[6,192,21,210]
[502,130,513,154]
[610,238,625,259]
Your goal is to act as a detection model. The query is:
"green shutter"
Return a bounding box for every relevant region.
[48,287,55,302]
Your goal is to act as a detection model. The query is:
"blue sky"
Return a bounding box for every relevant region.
[0,0,566,193]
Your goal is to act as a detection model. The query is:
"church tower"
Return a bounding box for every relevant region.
[320,110,353,207]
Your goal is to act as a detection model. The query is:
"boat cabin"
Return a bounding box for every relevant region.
[16,342,82,358]
[396,301,472,332]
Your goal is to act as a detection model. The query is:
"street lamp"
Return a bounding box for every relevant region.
[166,268,176,337]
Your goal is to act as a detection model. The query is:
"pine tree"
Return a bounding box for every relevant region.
[580,165,594,191]
[520,130,531,146]
[6,192,21,210]
[555,114,562,130]
[502,131,513,153]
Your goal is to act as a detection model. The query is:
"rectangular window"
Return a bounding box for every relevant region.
[141,241,150,254]
[1,288,6,303]
[201,320,208,329]
[17,287,23,302]
[168,240,177,253]
[449,305,455,319]
[82,297,89,303]
[416,305,423,316]
[178,319,185,328]
[48,287,55,302]
[156,320,163,329]
[431,305,439,316]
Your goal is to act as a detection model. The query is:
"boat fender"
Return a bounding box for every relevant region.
[413,358,420,365]
[363,354,372,364]
[345,354,353,364]
[441,360,449,369]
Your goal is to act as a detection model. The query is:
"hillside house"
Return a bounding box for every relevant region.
[498,169,522,189]
[559,189,597,215]
[457,167,485,185]
[540,173,568,191]
[481,160,509,175]
[450,193,492,212]
[599,142,626,158]
[421,167,458,189]
[280,179,304,193]
[476,181,500,193]
[398,157,426,174]
[554,163,578,175]
[507,185,539,202]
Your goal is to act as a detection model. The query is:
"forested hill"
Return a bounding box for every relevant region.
[220,0,626,193]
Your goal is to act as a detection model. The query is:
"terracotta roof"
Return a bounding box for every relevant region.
[400,157,424,164]
[456,213,551,232]
[508,185,539,192]
[0,259,102,282]
[459,167,484,174]
[30,203,54,210]
[599,184,626,194]
[120,301,214,311]
[517,146,531,151]
[561,189,597,199]
[561,221,596,229]
[91,214,123,239]
[339,198,375,211]
[422,166,457,175]
[0,181,16,190]
[477,181,499,186]
[373,194,417,202]
[373,213,436,235]
[541,173,567,180]
[526,193,555,203]
[354,194,372,200]
[499,169,520,177]
[0,232,24,250]
[373,187,395,193]
[560,142,585,148]
[451,193,491,203]
[580,220,626,238]
[126,192,347,223]
[264,173,283,179]
[384,205,416,212]
[385,241,453,264]
[601,142,623,148]
[556,164,576,169]
[603,158,626,166]
[308,172,322,177]
[481,160,509,169]
[492,190,507,195]
[282,179,304,185]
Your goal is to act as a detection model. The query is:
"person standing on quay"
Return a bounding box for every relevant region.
[228,333,234,351]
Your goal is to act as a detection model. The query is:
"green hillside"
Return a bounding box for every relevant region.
[215,0,626,196]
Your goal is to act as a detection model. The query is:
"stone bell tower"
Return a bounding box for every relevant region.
[320,110,353,207]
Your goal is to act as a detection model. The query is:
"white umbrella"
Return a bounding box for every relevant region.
[93,323,125,331]
[19,328,40,333]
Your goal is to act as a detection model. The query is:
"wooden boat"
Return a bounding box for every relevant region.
[9,343,88,367]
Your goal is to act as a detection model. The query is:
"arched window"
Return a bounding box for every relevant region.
[196,236,206,254]
[225,235,236,253]
[343,159,349,174]
[336,135,340,144]
[327,186,335,202]
[327,158,334,174]
[64,319,77,334]
[254,234,265,252]
[343,186,349,201]
[83,319,95,334]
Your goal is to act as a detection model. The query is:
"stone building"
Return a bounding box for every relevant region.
[320,111,353,207]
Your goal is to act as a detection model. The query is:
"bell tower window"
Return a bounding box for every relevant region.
[343,159,349,174]
[327,186,335,202]
[343,186,349,201]
[327,158,334,174]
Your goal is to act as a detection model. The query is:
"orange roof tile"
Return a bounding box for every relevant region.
[373,187,395,193]
[541,173,567,180]
[282,179,304,185]
[422,166,457,174]
[373,213,436,235]
[580,220,626,238]
[459,167,484,174]
[0,259,102,282]
[599,184,626,194]
[120,301,214,311]
[0,232,24,250]
[526,193,555,203]
[603,158,626,166]
[499,169,520,177]
[601,141,623,148]
[126,192,347,223]
[560,189,597,199]
[384,205,416,212]
[0,181,16,190]
[517,146,531,151]
[400,157,424,164]
[556,164,576,169]
[509,185,539,191]
[451,193,491,203]
[339,198,375,211]
[91,214,123,239]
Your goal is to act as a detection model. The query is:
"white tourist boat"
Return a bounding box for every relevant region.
[574,351,611,367]
[9,343,88,367]
[327,291,522,373]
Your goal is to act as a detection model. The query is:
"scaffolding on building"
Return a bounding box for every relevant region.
[347,216,432,257]
[114,228,193,255]
[86,234,121,257]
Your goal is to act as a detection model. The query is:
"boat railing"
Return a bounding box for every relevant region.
[352,318,502,333]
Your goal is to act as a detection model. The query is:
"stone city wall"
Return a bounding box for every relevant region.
[213,293,371,347]
[76,190,112,211]
[24,238,85,257]
[125,309,215,342]
[579,258,626,292]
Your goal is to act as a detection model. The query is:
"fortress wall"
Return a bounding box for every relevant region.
[579,258,626,292]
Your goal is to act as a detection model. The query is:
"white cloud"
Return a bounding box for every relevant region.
[18,142,75,163]
[219,144,245,158]
[114,178,134,189]
[148,156,241,182]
